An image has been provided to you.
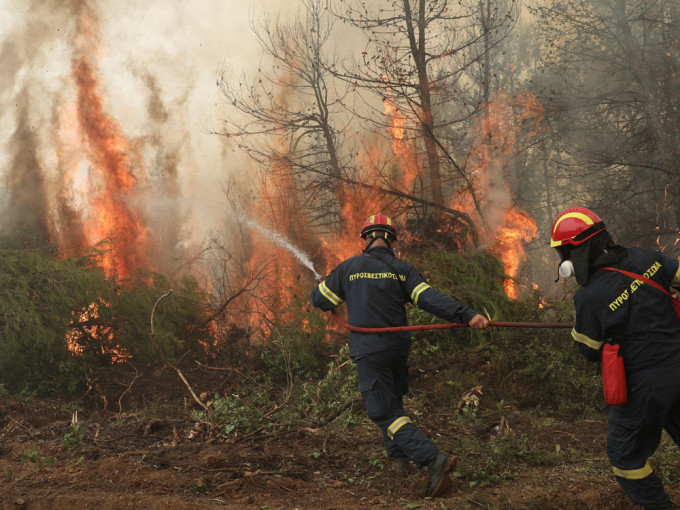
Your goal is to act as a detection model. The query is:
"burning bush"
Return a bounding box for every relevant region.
[0,233,214,395]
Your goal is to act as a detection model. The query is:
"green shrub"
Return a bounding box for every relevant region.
[0,242,107,394]
[296,343,361,428]
[406,248,514,348]
[258,284,335,386]
[0,234,214,395]
[105,270,215,364]
[198,391,270,435]
[398,248,604,419]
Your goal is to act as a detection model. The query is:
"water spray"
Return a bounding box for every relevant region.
[243,219,322,281]
[243,220,572,330]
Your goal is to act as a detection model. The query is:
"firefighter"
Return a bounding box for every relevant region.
[310,213,489,497]
[551,206,680,510]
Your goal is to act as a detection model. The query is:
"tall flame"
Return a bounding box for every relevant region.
[73,60,150,276]
[61,5,150,278]
[493,208,538,299]
[383,95,421,197]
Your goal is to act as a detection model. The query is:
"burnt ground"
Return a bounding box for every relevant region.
[0,363,677,510]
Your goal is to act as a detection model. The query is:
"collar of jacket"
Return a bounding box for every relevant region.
[364,246,395,256]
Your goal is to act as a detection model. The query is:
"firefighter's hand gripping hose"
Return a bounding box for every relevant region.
[329,308,573,332]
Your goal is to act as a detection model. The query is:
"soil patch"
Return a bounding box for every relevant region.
[0,365,677,509]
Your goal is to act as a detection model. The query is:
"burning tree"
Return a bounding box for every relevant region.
[329,0,520,238]
[216,0,355,238]
[215,0,545,328]
[215,0,385,335]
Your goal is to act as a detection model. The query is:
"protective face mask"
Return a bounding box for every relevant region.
[558,260,575,279]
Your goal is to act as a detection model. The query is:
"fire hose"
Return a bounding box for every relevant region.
[329,308,573,332]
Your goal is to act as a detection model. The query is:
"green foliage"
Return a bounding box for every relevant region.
[409,316,603,420]
[501,333,604,416]
[20,445,55,471]
[0,240,108,394]
[62,421,84,449]
[0,233,215,395]
[406,248,514,348]
[413,248,511,315]
[189,480,209,493]
[655,431,680,486]
[296,343,360,429]
[482,294,602,416]
[62,413,85,449]
[196,390,272,436]
[456,433,564,488]
[106,270,214,364]
[394,248,604,418]
[196,342,361,438]
[259,291,331,385]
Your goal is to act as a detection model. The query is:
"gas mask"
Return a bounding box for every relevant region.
[558,260,575,279]
[553,232,628,286]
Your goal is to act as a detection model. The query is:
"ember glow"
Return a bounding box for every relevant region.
[67,301,131,363]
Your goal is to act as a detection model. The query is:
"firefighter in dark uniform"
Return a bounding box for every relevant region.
[551,207,680,510]
[310,213,489,497]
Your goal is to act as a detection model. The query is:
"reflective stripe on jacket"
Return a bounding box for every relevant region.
[310,246,478,357]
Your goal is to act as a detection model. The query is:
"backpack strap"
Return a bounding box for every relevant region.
[600,267,673,298]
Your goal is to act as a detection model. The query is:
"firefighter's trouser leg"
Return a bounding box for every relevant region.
[607,374,680,509]
[663,389,680,449]
[355,350,438,467]
[380,393,408,460]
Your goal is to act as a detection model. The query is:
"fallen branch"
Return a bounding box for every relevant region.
[232,395,362,443]
[117,361,142,419]
[150,290,211,415]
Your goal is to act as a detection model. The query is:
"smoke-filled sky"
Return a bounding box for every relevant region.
[0,0,546,296]
[0,0,303,274]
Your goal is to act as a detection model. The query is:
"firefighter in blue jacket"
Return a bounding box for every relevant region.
[551,207,680,510]
[310,213,489,498]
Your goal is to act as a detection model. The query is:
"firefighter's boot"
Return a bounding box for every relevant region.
[426,451,456,497]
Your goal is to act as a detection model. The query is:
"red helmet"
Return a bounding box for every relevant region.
[360,213,397,240]
[550,207,606,248]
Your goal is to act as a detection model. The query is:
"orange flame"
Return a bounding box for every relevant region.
[67,301,131,363]
[50,5,151,280]
[243,153,314,335]
[383,96,421,195]
[55,6,152,362]
[492,208,538,299]
[460,92,545,299]
[72,62,149,278]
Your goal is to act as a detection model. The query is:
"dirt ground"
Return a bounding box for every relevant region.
[0,364,677,510]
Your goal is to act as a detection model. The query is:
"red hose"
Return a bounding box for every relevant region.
[329,308,573,332]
